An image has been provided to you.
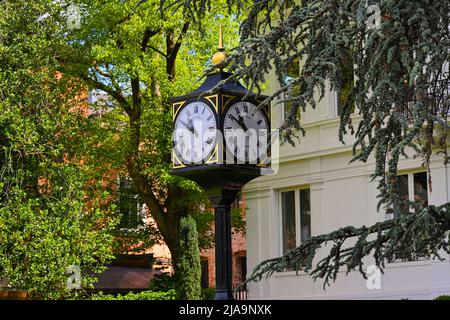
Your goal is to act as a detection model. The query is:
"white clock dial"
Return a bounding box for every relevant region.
[173,101,217,163]
[223,101,269,163]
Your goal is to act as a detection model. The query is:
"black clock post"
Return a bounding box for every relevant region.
[170,27,271,300]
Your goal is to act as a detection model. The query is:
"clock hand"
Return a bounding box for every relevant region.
[229,114,248,132]
[228,114,240,124]
[179,120,191,129]
[179,119,196,135]
[237,115,249,131]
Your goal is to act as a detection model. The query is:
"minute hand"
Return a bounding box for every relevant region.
[229,114,248,131]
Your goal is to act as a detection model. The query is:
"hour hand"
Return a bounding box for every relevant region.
[180,120,195,134]
[179,119,191,129]
[229,114,248,131]
[228,114,240,124]
[238,115,248,131]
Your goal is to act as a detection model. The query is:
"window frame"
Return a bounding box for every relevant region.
[387,170,430,262]
[279,186,311,256]
[200,258,209,289]
[386,170,429,221]
[117,175,146,230]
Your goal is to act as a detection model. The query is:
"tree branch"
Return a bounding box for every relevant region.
[141,27,163,53]
[83,74,132,115]
[166,22,190,79]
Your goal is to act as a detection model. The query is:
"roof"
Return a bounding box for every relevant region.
[94,266,159,290]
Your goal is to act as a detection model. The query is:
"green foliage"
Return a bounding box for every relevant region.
[148,272,179,292]
[1,1,248,298]
[147,218,204,299]
[0,0,118,299]
[148,271,215,300]
[0,192,117,299]
[49,0,247,273]
[91,289,176,300]
[434,295,450,300]
[148,218,205,300]
[177,216,202,300]
[201,288,215,300]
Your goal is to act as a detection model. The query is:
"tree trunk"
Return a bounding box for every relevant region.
[123,22,192,278]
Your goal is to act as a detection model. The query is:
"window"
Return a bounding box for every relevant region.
[235,255,247,284]
[117,175,144,229]
[201,259,209,288]
[392,171,428,219]
[390,171,429,261]
[334,49,355,117]
[281,188,311,254]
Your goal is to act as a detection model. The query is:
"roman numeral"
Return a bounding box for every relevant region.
[257,120,263,125]
[234,107,240,114]
[202,107,205,115]
[194,105,198,113]
[186,110,191,117]
[207,115,213,121]
[243,104,248,113]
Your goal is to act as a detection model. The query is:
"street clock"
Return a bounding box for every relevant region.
[170,25,272,300]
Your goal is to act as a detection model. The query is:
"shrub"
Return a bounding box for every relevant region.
[177,216,202,300]
[91,289,176,300]
[201,288,215,300]
[434,295,450,300]
[148,272,179,292]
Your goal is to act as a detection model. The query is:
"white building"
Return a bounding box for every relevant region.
[243,78,450,299]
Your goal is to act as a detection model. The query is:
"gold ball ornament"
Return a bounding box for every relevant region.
[212,51,227,65]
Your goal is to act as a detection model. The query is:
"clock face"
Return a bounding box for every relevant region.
[173,101,217,164]
[223,101,269,163]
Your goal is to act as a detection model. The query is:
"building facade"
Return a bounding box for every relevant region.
[244,79,450,299]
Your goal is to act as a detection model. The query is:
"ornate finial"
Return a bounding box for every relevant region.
[212,24,227,67]
[218,24,224,50]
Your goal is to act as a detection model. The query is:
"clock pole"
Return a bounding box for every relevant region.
[210,188,238,300]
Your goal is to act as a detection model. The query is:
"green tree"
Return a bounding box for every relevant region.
[177,216,201,299]
[27,0,245,279]
[0,0,117,298]
[217,0,449,287]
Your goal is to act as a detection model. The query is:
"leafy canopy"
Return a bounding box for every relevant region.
[0,0,117,299]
